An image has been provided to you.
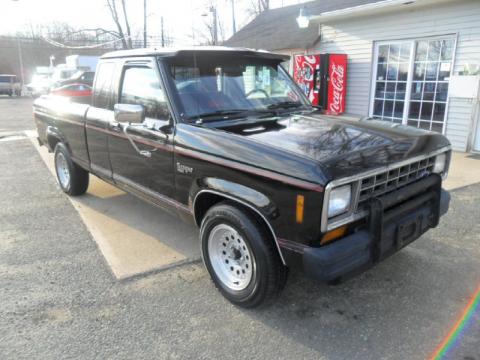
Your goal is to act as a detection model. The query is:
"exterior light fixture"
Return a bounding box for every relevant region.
[296,7,310,29]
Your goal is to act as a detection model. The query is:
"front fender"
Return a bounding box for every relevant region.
[192,177,278,220]
[191,177,286,265]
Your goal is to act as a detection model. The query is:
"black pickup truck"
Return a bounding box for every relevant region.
[34,47,451,307]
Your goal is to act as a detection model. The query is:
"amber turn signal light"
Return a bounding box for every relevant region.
[320,225,347,245]
[296,195,304,224]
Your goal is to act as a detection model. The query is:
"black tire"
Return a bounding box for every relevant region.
[54,143,89,196]
[200,202,288,308]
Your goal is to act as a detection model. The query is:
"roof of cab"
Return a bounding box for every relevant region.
[100,46,289,61]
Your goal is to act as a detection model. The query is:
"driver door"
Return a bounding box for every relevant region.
[107,59,175,200]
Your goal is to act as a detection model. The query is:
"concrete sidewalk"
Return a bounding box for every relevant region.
[444,151,480,190]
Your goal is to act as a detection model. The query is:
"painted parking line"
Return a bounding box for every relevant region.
[29,133,201,280]
[0,131,28,142]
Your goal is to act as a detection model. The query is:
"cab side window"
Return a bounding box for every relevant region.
[120,66,169,121]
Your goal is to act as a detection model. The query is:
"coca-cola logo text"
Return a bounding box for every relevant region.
[329,64,344,114]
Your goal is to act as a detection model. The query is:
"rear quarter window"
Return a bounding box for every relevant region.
[93,62,116,109]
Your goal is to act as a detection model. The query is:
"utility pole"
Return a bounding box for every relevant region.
[211,6,218,45]
[161,16,165,47]
[16,37,25,85]
[231,0,236,35]
[143,0,147,47]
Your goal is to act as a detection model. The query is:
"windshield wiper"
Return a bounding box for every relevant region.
[191,109,278,123]
[267,101,304,110]
[190,109,250,122]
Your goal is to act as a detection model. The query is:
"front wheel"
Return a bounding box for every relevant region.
[201,203,287,308]
[54,143,89,196]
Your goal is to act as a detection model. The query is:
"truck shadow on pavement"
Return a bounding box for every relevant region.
[241,182,480,359]
[66,178,201,279]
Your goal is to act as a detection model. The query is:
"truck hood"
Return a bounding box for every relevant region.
[219,112,450,181]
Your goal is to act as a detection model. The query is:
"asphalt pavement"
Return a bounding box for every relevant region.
[0,97,479,360]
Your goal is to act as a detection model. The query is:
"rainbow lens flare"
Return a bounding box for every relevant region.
[430,285,480,359]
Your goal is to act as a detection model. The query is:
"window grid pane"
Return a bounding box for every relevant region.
[406,38,454,132]
[372,42,411,122]
[373,38,453,131]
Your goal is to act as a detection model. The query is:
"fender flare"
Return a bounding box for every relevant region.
[45,126,68,153]
[192,182,286,265]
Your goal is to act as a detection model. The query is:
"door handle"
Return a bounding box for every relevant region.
[110,120,122,131]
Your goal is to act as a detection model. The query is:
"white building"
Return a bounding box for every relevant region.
[226,0,480,153]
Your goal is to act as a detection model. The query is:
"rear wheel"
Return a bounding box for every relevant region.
[54,143,89,196]
[201,202,287,308]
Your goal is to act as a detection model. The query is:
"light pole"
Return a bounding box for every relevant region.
[231,0,236,35]
[161,16,165,47]
[143,0,147,47]
[11,0,25,85]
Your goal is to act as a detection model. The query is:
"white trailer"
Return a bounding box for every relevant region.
[65,55,99,72]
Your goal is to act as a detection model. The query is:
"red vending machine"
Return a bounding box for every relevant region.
[293,53,347,115]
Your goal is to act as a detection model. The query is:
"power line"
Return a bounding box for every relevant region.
[41,36,129,49]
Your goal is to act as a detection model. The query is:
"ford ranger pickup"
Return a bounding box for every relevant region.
[33,47,451,307]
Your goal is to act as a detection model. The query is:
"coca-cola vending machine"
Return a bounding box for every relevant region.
[293,54,347,115]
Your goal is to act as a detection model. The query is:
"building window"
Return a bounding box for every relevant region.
[372,42,412,124]
[370,37,455,133]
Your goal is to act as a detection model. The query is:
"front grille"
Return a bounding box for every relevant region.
[356,156,436,210]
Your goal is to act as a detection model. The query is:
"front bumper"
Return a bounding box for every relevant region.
[303,175,449,283]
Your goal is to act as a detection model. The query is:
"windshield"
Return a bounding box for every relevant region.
[167,54,310,121]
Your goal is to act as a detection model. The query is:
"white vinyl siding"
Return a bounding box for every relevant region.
[315,0,480,151]
[445,98,476,151]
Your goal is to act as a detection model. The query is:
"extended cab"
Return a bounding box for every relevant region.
[34,47,451,307]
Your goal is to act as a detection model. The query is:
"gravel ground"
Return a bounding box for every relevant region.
[0,98,479,359]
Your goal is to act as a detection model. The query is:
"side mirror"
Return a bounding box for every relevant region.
[114,103,145,124]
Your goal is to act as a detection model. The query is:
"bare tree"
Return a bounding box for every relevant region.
[247,0,270,16]
[105,0,132,49]
[195,1,227,45]
[119,0,133,48]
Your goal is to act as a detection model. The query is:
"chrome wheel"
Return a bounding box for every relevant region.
[207,224,254,291]
[56,152,70,189]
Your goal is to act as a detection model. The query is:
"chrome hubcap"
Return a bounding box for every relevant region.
[207,224,254,291]
[56,152,70,188]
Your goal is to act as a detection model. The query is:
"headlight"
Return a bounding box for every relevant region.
[328,185,352,218]
[433,153,446,174]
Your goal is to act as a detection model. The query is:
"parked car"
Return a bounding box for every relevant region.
[50,83,92,98]
[0,74,21,96]
[33,47,451,307]
[26,74,53,97]
[58,70,95,87]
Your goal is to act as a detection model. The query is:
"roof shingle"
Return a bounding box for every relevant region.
[225,0,382,51]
